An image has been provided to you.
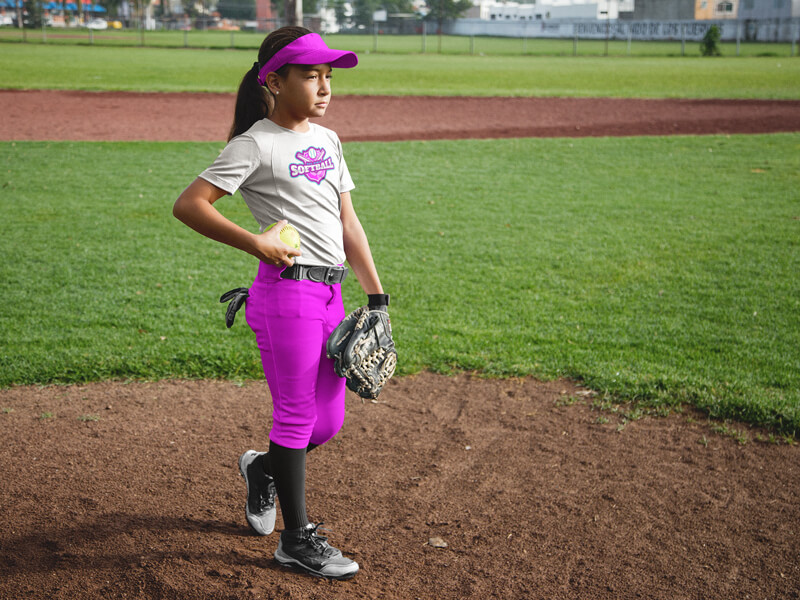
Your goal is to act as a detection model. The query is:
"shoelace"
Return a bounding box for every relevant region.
[303,523,332,554]
[256,481,276,512]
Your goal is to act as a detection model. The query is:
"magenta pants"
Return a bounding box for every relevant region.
[245,261,346,450]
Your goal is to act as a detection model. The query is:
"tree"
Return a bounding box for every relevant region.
[284,0,299,25]
[265,0,319,26]
[424,0,470,33]
[350,0,379,28]
[217,0,256,20]
[102,0,125,18]
[182,0,199,20]
[700,24,721,56]
[23,0,43,28]
[349,0,413,29]
[331,0,349,28]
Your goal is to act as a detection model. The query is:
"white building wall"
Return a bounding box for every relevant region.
[479,0,626,22]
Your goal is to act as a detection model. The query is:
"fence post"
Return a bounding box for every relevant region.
[792,19,797,57]
[736,20,741,56]
[470,34,474,55]
[681,22,685,56]
[230,30,234,48]
[89,27,94,45]
[42,18,46,43]
[627,25,631,55]
[183,29,187,48]
[421,20,426,53]
[373,23,378,53]
[522,23,527,54]
[573,31,577,56]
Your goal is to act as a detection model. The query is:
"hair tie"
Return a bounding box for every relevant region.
[252,61,260,73]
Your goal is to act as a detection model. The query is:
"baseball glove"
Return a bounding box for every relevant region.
[327,306,397,400]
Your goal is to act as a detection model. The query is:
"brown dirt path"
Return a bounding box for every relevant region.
[3,89,800,142]
[1,374,798,600]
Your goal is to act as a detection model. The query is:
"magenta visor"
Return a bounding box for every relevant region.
[257,33,358,85]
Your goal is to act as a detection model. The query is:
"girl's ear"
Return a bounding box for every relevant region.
[265,72,281,96]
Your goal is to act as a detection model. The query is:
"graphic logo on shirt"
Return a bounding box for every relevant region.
[289,147,334,185]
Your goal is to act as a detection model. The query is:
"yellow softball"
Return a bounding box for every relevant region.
[265,222,301,252]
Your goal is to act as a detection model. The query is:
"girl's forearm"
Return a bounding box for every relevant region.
[174,193,259,257]
[173,177,268,260]
[173,179,299,266]
[343,220,383,296]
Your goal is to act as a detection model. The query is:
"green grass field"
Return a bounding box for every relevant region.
[2,135,798,433]
[1,39,798,434]
[1,28,797,58]
[1,42,799,98]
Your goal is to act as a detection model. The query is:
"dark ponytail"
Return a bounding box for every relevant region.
[228,26,313,141]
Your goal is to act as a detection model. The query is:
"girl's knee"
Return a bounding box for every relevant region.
[308,413,344,447]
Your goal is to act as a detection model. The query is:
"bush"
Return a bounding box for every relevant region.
[23,0,44,28]
[700,25,721,56]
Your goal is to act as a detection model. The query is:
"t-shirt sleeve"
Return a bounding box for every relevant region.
[198,135,260,195]
[336,136,355,194]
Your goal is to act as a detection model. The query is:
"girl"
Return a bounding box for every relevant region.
[172,26,389,580]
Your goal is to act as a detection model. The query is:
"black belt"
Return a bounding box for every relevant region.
[280,264,348,285]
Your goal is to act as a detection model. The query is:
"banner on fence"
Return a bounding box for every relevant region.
[448,18,800,42]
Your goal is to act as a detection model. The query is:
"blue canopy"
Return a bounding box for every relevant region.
[88,4,106,11]
[64,1,76,8]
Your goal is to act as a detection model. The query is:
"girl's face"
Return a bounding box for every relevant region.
[272,64,333,121]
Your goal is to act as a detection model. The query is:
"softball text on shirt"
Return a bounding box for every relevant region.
[290,147,335,184]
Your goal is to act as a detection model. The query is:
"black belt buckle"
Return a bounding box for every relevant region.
[306,266,325,283]
[283,264,347,284]
[310,266,347,284]
[325,267,345,285]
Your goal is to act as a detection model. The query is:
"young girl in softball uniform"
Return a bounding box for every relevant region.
[172,26,389,580]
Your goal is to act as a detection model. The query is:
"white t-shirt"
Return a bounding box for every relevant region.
[199,119,355,266]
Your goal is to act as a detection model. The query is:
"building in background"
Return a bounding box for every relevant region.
[695,0,739,19]
[467,0,633,22]
[737,0,799,40]
[617,0,694,19]
[738,0,800,19]
[255,0,277,30]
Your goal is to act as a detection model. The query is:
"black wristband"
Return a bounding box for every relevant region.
[368,294,390,310]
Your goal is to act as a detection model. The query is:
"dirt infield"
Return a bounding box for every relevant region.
[3,89,800,142]
[1,375,799,600]
[1,92,799,600]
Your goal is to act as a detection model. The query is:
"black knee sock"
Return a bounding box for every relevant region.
[258,443,318,478]
[268,441,309,531]
[255,452,272,478]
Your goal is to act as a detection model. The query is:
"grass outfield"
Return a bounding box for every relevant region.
[1,28,797,58]
[1,135,798,433]
[1,43,799,98]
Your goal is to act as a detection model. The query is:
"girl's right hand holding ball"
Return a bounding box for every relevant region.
[254,219,302,266]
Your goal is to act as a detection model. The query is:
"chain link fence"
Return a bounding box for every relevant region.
[1,16,798,57]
